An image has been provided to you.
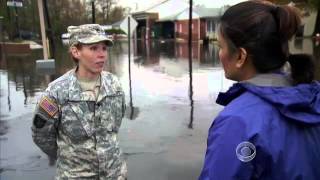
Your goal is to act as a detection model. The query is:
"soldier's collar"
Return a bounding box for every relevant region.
[67,69,119,102]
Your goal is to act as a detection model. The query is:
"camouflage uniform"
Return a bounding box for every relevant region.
[32,69,127,180]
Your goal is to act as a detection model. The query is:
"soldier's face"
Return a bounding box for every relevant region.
[72,42,107,76]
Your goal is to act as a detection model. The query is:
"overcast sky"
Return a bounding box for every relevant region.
[117,0,246,11]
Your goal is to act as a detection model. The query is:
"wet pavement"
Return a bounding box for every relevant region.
[0,38,319,180]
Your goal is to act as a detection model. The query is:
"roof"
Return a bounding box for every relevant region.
[194,6,222,18]
[158,6,222,22]
[144,0,189,20]
[133,0,225,22]
[111,20,122,27]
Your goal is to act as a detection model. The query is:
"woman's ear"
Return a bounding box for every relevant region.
[70,46,80,59]
[236,47,248,68]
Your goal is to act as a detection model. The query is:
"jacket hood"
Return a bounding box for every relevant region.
[217,80,320,124]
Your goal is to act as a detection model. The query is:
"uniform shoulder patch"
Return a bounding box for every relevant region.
[39,96,58,117]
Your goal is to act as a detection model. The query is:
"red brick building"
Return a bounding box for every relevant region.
[175,19,206,41]
[132,12,158,40]
[174,6,222,41]
[132,0,226,41]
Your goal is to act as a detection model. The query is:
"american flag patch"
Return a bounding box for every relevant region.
[39,97,58,117]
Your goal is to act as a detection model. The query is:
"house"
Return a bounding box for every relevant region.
[301,10,318,37]
[131,12,159,39]
[131,0,225,41]
[173,6,224,41]
[132,0,188,40]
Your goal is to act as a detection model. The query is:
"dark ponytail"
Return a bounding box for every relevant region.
[276,5,301,42]
[288,54,314,84]
[219,0,315,84]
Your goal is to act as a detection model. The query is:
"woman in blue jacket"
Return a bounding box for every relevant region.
[199,1,320,179]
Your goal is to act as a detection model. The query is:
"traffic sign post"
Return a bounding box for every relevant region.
[120,15,138,36]
[120,15,138,120]
[36,0,55,72]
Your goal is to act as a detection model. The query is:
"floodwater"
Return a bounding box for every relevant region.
[0,38,319,180]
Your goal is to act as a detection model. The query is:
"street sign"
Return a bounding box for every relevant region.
[120,15,138,35]
[7,1,23,7]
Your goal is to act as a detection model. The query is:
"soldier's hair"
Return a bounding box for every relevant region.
[218,0,314,84]
[69,44,82,65]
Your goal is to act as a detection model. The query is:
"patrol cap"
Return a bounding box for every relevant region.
[68,24,113,47]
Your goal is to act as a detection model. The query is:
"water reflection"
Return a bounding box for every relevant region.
[131,40,222,129]
[126,68,140,120]
[188,47,194,129]
[174,42,219,66]
[133,40,220,67]
[2,52,41,105]
[127,40,138,120]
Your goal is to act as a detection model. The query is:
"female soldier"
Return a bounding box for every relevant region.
[199,1,320,179]
[32,24,127,180]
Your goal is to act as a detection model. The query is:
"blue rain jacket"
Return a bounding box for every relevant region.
[199,80,320,180]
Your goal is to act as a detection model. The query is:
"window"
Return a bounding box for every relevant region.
[212,20,215,31]
[207,20,216,32]
[207,21,211,32]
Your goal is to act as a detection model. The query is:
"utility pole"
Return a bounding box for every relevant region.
[188,0,194,129]
[0,16,5,61]
[37,0,48,59]
[43,0,55,58]
[135,2,138,11]
[6,0,23,39]
[91,0,95,24]
[36,0,55,74]
[14,5,21,39]
[0,16,4,42]
[102,7,106,23]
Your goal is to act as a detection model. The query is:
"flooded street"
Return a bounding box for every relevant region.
[0,38,319,180]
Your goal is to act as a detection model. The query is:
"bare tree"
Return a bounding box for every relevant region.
[96,0,116,23]
[109,6,126,23]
